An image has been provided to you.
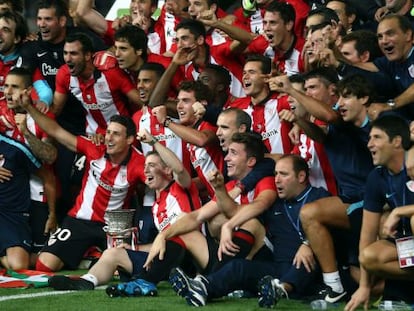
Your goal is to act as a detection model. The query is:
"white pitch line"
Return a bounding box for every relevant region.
[0,285,106,302]
[0,290,74,302]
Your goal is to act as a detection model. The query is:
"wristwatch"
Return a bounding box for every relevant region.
[387,99,396,109]
[302,239,310,246]
[163,117,172,127]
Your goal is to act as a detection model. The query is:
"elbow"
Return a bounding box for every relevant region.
[324,111,339,124]
[46,149,58,165]
[75,6,89,18]
[192,137,211,147]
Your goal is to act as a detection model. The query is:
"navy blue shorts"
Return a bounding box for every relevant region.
[41,216,106,269]
[0,211,32,256]
[121,249,149,281]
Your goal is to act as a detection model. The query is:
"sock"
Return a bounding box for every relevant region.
[216,228,255,270]
[35,259,54,272]
[323,271,344,293]
[81,273,98,287]
[231,228,255,258]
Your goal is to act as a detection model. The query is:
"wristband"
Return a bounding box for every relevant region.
[148,137,158,146]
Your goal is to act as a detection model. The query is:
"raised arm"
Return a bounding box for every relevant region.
[76,0,108,36]
[19,91,77,152]
[268,75,340,124]
[149,47,193,108]
[209,170,238,218]
[226,189,276,230]
[153,106,218,147]
[279,108,328,142]
[15,113,57,164]
[50,91,68,117]
[198,10,254,53]
[137,129,191,188]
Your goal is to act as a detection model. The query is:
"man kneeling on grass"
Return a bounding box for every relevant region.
[48,129,207,296]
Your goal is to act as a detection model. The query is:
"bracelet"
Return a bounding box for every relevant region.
[148,137,158,146]
[163,117,172,128]
[302,239,310,246]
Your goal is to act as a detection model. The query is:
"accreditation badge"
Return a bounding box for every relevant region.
[396,236,414,268]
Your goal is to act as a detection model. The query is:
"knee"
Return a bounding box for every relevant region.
[8,259,29,271]
[5,248,30,270]
[359,247,379,271]
[300,203,319,227]
[100,247,125,262]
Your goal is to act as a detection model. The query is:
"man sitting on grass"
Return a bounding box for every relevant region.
[47,129,206,296]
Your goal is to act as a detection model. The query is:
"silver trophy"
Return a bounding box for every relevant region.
[103,209,138,249]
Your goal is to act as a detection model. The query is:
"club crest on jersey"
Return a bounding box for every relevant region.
[97,82,105,91]
[407,180,414,192]
[409,64,414,78]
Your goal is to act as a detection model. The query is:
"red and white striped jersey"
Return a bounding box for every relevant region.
[132,107,190,168]
[292,131,337,195]
[233,0,309,40]
[154,6,181,55]
[188,121,224,198]
[55,65,135,135]
[216,176,276,204]
[233,7,266,35]
[68,136,145,223]
[227,94,293,154]
[248,35,305,76]
[153,181,201,232]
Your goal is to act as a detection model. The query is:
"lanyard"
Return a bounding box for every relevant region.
[283,186,312,242]
[387,169,408,236]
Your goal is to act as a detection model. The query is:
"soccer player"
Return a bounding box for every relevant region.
[247,1,305,76]
[152,80,223,199]
[227,54,293,158]
[54,32,143,136]
[17,94,147,272]
[17,0,108,220]
[278,74,337,195]
[150,19,245,101]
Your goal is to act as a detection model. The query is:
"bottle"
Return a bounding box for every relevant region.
[227,290,245,298]
[378,300,413,311]
[310,299,338,310]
